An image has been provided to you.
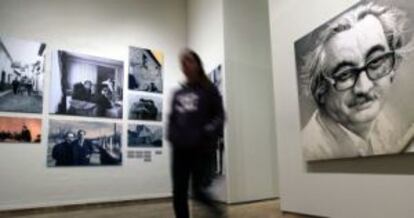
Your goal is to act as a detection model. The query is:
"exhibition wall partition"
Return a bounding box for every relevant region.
[187,0,278,203]
[0,0,279,211]
[0,0,186,210]
[269,0,414,217]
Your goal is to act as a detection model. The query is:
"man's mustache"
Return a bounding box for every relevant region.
[348,92,378,107]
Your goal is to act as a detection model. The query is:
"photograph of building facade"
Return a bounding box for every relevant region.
[128,124,162,148]
[129,47,163,93]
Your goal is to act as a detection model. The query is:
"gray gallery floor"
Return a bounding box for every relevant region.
[1,199,317,218]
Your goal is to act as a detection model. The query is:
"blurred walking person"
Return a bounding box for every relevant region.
[168,49,225,218]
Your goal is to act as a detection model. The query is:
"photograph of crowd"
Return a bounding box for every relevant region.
[47,119,122,167]
[128,124,162,148]
[0,36,46,113]
[49,50,124,119]
[0,116,41,143]
[209,65,225,176]
[128,94,162,121]
[129,47,163,93]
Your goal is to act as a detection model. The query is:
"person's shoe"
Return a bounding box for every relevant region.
[210,205,227,218]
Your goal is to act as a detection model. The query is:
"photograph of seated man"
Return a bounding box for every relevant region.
[49,50,124,119]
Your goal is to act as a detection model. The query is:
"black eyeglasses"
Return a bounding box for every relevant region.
[324,51,396,91]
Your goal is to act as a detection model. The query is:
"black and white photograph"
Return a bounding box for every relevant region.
[208,64,225,176]
[128,93,162,121]
[128,46,163,93]
[295,0,414,161]
[0,116,41,143]
[208,65,224,94]
[47,119,122,167]
[128,124,162,148]
[49,50,124,119]
[0,36,46,113]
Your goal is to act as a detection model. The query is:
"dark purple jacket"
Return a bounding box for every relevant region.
[168,82,225,151]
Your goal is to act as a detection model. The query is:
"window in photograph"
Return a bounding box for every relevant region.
[49,50,124,119]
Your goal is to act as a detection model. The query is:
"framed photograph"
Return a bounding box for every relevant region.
[295,0,414,161]
[0,116,41,143]
[128,47,163,93]
[47,119,123,167]
[0,36,46,113]
[208,64,225,176]
[128,93,162,121]
[208,65,223,94]
[128,124,162,148]
[49,50,124,119]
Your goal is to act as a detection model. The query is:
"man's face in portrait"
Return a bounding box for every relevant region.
[84,81,92,90]
[321,15,395,127]
[65,133,76,143]
[78,130,86,140]
[101,87,110,97]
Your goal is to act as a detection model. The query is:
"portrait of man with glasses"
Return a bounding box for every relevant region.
[295,1,414,161]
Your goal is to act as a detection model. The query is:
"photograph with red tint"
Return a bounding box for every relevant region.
[0,116,41,143]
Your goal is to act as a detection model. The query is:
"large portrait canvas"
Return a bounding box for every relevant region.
[295,0,414,161]
[0,36,46,113]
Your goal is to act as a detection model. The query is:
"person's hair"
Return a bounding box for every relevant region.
[77,129,86,135]
[301,1,412,105]
[65,131,75,138]
[180,48,213,87]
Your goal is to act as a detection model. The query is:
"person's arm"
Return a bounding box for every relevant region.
[28,131,32,142]
[52,143,60,160]
[204,86,225,135]
[167,92,178,142]
[52,146,57,160]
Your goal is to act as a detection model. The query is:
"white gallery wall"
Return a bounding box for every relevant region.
[180,0,279,204]
[0,0,186,210]
[269,0,414,217]
[222,0,278,203]
[186,0,227,201]
[187,0,224,70]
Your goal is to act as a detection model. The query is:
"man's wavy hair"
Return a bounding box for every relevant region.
[300,1,412,106]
